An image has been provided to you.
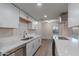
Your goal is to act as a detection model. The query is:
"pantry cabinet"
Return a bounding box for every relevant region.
[0,4,19,28]
[26,40,35,56]
[68,3,79,27]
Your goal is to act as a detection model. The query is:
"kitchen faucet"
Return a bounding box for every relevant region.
[23,31,27,38]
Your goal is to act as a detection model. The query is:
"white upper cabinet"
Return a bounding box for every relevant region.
[0,4,19,28]
[20,10,32,23]
[32,21,38,29]
[68,3,79,27]
[20,10,27,19]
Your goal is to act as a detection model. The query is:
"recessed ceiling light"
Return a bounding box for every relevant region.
[44,15,47,18]
[37,3,42,6]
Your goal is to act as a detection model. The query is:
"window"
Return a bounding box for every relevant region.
[71,28,78,39]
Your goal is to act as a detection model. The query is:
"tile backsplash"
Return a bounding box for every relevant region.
[0,28,15,38]
[0,22,37,39]
[0,21,28,39]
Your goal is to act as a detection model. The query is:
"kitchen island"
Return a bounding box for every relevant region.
[55,38,79,56]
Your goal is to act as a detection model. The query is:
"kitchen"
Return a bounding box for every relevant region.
[0,3,79,56]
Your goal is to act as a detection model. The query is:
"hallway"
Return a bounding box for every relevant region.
[34,39,52,56]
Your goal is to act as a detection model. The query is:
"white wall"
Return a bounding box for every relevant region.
[41,22,52,39]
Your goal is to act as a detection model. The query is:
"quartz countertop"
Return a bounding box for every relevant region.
[0,35,40,55]
[55,38,79,56]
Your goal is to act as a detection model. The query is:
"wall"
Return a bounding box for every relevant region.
[58,21,72,38]
[41,22,52,39]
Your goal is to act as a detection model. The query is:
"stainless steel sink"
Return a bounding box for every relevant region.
[21,37,33,40]
[58,37,68,40]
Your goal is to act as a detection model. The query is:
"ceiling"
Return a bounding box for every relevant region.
[14,3,68,20]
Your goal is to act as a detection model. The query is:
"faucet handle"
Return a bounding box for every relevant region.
[23,31,26,38]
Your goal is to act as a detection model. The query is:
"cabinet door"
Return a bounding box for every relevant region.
[34,39,39,52]
[26,41,34,56]
[14,48,24,56]
[27,23,32,29]
[39,38,42,46]
[32,21,38,29]
[20,10,32,24]
[38,38,41,47]
[0,3,19,28]
[26,38,41,56]
[68,4,79,27]
[32,21,36,29]
[34,38,41,52]
[20,10,27,19]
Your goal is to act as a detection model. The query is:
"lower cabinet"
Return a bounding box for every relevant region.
[26,38,41,56]
[26,40,35,56]
[38,38,41,47]
[9,48,24,56]
[6,45,26,56]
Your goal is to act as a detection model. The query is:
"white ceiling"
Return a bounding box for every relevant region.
[14,3,68,20]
